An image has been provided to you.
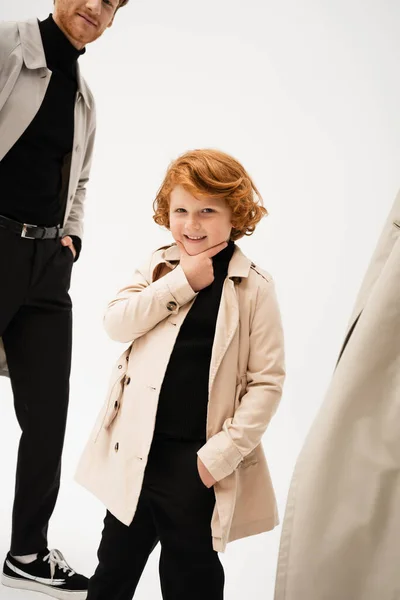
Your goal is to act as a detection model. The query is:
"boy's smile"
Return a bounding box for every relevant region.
[183,234,207,245]
[169,185,233,256]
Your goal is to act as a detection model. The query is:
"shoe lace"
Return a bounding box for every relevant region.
[43,549,76,579]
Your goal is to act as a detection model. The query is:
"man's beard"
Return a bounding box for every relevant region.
[58,10,102,45]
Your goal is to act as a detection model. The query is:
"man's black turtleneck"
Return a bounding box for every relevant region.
[0,15,84,256]
[154,241,236,442]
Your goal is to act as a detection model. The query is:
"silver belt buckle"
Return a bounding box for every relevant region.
[21,223,37,239]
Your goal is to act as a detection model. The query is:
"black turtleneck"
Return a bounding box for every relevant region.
[154,241,236,442]
[0,15,84,256]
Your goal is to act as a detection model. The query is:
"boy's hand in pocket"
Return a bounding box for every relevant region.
[197,456,217,488]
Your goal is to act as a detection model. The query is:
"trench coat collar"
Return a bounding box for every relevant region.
[161,243,252,279]
[17,18,92,109]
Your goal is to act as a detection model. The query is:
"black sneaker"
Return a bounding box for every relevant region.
[1,548,88,599]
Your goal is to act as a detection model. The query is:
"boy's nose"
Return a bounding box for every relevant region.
[186,217,201,230]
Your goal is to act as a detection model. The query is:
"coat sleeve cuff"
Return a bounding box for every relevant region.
[197,428,243,482]
[153,265,196,310]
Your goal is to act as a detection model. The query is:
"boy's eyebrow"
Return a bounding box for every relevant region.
[170,196,223,206]
[171,203,220,209]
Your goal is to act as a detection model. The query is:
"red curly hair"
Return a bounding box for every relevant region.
[153,149,267,241]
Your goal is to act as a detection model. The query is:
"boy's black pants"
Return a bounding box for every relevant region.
[87,438,225,600]
[0,226,74,555]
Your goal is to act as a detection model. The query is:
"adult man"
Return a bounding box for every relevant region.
[0,1,128,598]
[274,192,400,600]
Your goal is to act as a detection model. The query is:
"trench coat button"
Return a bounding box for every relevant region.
[231,276,242,284]
[125,376,131,385]
[118,365,122,369]
[114,442,119,452]
[166,301,177,311]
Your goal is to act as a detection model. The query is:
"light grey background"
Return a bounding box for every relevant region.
[1,1,400,598]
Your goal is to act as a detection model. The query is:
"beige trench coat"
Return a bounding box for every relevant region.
[0,18,96,377]
[76,244,285,552]
[275,192,400,600]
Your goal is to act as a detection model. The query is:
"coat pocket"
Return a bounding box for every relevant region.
[336,311,362,367]
[103,379,124,429]
[234,374,247,409]
[240,448,258,469]
[93,376,125,442]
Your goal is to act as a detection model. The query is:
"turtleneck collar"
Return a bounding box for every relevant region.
[39,14,85,80]
[212,240,235,268]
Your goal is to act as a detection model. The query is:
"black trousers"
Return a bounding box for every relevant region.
[0,226,74,555]
[87,438,225,600]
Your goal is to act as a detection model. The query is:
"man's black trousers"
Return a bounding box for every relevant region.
[0,226,74,555]
[87,438,225,600]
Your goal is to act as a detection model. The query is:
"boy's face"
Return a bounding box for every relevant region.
[53,0,118,49]
[169,185,233,256]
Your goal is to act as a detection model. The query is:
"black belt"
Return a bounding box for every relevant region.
[0,215,64,240]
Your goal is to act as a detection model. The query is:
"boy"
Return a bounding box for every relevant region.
[76,148,286,599]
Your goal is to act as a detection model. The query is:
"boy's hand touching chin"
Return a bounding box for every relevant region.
[176,239,228,292]
[197,456,217,488]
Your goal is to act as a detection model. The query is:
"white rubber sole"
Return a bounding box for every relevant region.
[1,573,87,599]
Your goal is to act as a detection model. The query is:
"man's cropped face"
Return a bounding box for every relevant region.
[53,0,118,48]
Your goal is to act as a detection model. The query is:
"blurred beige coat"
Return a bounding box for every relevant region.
[76,244,285,552]
[275,192,400,600]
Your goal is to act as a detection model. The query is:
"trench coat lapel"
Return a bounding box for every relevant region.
[162,243,251,393]
[0,20,50,162]
[209,277,239,394]
[338,193,400,362]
